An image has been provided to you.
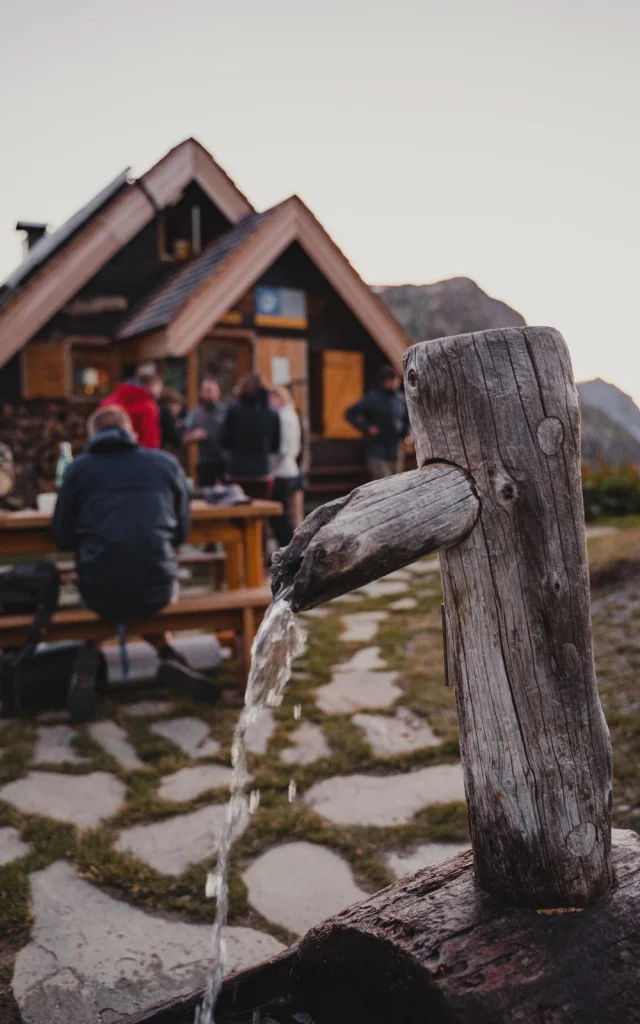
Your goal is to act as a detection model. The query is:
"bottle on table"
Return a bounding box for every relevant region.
[55,442,73,490]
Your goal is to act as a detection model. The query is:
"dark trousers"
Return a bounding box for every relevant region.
[197,461,226,487]
[270,477,295,548]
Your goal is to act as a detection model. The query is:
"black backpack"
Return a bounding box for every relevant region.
[0,562,61,715]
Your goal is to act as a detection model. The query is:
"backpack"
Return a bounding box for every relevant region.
[0,562,61,715]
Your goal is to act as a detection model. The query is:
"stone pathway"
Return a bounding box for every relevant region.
[385,841,471,879]
[150,717,220,759]
[304,764,466,826]
[340,611,388,643]
[89,721,146,771]
[0,556,472,1024]
[14,861,283,1024]
[243,841,367,935]
[0,771,125,828]
[280,721,330,765]
[115,802,248,876]
[353,707,441,756]
[158,764,236,802]
[33,725,87,766]
[0,826,30,866]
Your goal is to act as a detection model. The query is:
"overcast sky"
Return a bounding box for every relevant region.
[1,0,638,397]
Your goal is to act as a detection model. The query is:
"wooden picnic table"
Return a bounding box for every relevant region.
[0,499,282,590]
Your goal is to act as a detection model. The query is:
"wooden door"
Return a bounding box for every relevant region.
[255,337,309,419]
[198,336,253,401]
[322,349,364,438]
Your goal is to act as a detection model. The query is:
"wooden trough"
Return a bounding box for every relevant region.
[126,327,640,1024]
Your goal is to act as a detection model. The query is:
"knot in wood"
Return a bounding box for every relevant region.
[490,467,518,507]
[566,822,597,857]
[537,416,564,455]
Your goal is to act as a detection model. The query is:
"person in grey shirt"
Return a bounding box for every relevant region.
[183,378,227,486]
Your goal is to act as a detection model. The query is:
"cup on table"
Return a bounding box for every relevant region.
[36,493,57,514]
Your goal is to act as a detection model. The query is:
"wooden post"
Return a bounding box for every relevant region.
[404,326,613,907]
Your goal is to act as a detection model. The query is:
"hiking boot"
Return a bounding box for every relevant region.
[156,646,220,703]
[67,644,100,723]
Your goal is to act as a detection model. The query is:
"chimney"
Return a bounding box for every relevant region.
[16,221,48,257]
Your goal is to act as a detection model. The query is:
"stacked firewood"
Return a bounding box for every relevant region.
[0,399,92,508]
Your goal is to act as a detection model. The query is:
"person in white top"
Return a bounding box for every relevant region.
[269,386,302,547]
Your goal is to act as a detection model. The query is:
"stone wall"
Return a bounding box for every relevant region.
[0,399,93,508]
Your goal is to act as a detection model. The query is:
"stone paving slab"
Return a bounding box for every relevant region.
[12,860,284,1024]
[315,667,402,715]
[243,841,367,936]
[304,763,466,826]
[158,764,235,803]
[406,559,440,575]
[122,700,175,718]
[89,721,146,771]
[301,607,329,618]
[0,771,125,828]
[33,726,86,766]
[354,580,408,598]
[340,611,388,643]
[385,841,471,879]
[381,569,413,581]
[339,646,387,671]
[0,826,30,866]
[352,707,441,757]
[389,597,418,611]
[115,802,248,876]
[150,717,220,759]
[280,722,330,765]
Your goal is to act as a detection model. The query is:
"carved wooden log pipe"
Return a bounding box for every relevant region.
[275,326,613,909]
[127,328,637,1024]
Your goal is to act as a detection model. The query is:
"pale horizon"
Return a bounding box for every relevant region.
[1,0,638,402]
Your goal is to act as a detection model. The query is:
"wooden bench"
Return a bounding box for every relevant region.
[0,586,273,678]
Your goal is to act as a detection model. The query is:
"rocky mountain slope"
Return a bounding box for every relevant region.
[580,404,640,467]
[377,280,640,468]
[376,277,526,343]
[578,379,640,446]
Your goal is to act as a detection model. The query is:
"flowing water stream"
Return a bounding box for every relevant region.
[196,593,306,1024]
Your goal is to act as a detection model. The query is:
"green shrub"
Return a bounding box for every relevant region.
[582,463,640,521]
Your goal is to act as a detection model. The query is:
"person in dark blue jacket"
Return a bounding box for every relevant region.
[53,405,215,713]
[345,366,411,478]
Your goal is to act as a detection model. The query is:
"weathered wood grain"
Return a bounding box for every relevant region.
[271,462,480,611]
[126,831,640,1024]
[404,327,613,907]
[291,829,639,1024]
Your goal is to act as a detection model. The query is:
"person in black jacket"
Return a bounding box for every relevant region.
[221,374,280,499]
[345,366,411,479]
[53,405,215,705]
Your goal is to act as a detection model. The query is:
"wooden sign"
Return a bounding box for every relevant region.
[254,287,307,329]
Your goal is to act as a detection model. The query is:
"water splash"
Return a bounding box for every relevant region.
[288,779,297,803]
[197,595,306,1024]
[293,704,302,721]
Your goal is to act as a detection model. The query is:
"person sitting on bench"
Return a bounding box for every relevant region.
[52,405,216,715]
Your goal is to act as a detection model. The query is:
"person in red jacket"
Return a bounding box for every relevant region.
[100,365,161,448]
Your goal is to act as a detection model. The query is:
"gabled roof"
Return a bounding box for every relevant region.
[3,168,130,294]
[0,138,253,369]
[119,196,410,370]
[118,209,273,339]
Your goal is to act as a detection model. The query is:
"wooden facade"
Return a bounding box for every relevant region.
[0,139,412,501]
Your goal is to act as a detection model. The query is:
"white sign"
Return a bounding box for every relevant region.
[271,356,291,385]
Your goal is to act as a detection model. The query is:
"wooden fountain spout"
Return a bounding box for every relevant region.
[127,328,637,1024]
[276,325,614,909]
